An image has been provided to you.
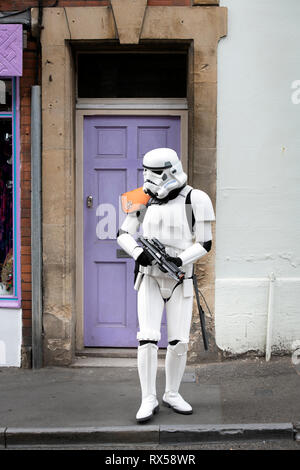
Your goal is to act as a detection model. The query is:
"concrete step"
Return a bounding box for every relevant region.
[71,356,196,383]
[72,356,165,368]
[76,347,167,359]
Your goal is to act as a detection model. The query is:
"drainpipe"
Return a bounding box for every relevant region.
[31,86,43,368]
[265,272,276,362]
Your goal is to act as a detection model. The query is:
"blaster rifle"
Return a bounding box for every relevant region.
[138,236,185,283]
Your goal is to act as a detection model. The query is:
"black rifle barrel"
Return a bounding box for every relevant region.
[192,274,209,351]
[138,236,184,282]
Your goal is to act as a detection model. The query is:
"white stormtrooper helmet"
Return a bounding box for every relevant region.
[143,148,187,199]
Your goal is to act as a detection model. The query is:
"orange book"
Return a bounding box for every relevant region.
[121,187,150,214]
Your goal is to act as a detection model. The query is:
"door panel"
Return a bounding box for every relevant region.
[84,115,181,347]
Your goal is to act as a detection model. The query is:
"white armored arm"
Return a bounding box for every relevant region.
[179,189,215,266]
[117,212,143,260]
[178,243,208,266]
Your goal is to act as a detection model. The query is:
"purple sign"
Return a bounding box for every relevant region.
[0,24,23,77]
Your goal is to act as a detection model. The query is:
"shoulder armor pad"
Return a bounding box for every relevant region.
[179,185,193,197]
[191,189,215,221]
[121,187,151,214]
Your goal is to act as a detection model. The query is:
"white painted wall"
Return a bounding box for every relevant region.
[216,0,300,354]
[0,309,22,366]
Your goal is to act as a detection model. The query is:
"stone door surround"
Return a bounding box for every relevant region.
[33,3,227,365]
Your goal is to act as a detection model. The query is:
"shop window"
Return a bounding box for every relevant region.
[0,78,20,306]
[0,79,12,112]
[77,53,187,98]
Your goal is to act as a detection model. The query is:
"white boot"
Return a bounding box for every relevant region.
[136,343,159,423]
[163,342,193,414]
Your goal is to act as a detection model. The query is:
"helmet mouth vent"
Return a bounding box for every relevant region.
[145,179,158,186]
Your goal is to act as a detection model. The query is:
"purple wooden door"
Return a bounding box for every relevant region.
[84,115,181,347]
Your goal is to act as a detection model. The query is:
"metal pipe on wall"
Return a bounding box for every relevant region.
[265,272,276,362]
[31,85,43,368]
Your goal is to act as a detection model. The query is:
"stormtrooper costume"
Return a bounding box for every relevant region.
[117,148,215,423]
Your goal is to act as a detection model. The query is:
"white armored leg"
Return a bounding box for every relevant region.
[163,342,193,414]
[136,343,159,423]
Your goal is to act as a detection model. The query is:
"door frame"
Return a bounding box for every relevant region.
[75,103,188,351]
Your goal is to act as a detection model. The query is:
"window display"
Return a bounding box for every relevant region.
[0,120,13,295]
[0,77,16,300]
[0,79,12,112]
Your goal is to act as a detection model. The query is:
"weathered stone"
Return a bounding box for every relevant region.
[42,264,66,308]
[42,112,66,152]
[43,313,69,340]
[40,8,70,46]
[41,152,66,224]
[43,338,73,366]
[193,147,216,171]
[42,224,65,265]
[41,58,67,150]
[21,346,32,369]
[194,111,217,148]
[66,7,116,41]
[111,0,147,44]
[45,303,73,322]
[194,82,217,111]
[194,47,217,83]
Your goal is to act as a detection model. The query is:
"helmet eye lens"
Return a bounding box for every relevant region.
[151,169,163,175]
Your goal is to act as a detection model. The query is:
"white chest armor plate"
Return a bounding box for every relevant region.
[142,186,193,253]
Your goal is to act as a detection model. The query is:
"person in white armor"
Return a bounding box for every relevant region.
[117,148,215,423]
